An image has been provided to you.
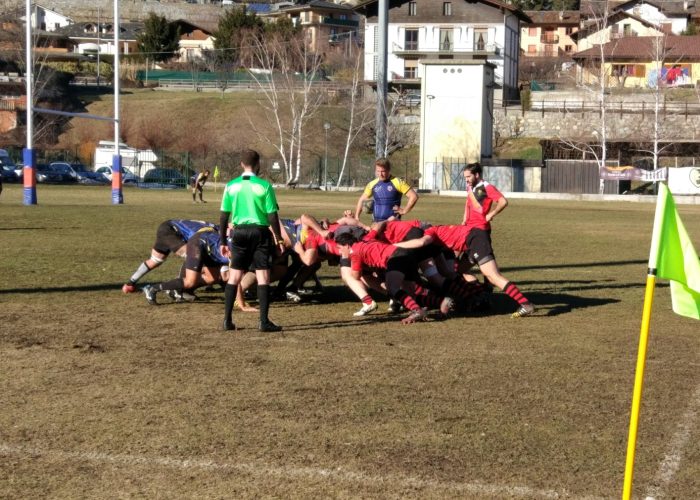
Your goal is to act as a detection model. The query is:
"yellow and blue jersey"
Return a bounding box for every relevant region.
[363,176,412,222]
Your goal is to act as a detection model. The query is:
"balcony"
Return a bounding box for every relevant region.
[540,33,559,44]
[393,43,502,57]
[321,17,359,27]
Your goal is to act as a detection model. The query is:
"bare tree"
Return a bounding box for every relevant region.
[335,52,374,188]
[247,31,325,185]
[559,0,613,193]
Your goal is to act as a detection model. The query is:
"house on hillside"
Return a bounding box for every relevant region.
[521,10,580,58]
[614,0,695,34]
[31,4,73,32]
[172,20,215,62]
[258,1,361,55]
[573,9,666,51]
[572,35,700,87]
[354,0,531,105]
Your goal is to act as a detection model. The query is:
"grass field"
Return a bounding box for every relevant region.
[1,184,699,499]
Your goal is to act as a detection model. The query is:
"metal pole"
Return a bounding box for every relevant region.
[112,0,123,204]
[375,0,388,158]
[23,0,36,205]
[323,122,330,190]
[97,6,100,86]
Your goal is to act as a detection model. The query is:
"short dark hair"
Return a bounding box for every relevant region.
[375,157,391,170]
[241,150,260,168]
[335,232,359,246]
[463,162,482,176]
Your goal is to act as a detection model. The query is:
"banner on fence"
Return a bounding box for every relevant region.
[668,166,700,195]
[599,165,668,182]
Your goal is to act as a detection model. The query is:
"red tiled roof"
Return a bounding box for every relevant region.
[573,35,700,60]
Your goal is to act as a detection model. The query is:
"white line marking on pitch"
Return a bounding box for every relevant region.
[0,442,603,499]
[644,382,700,500]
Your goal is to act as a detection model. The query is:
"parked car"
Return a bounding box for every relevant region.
[48,162,79,183]
[35,164,62,183]
[399,92,421,107]
[70,163,110,184]
[95,166,139,184]
[142,168,188,188]
[1,165,20,183]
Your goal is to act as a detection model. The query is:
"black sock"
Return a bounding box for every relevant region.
[258,284,270,323]
[157,278,184,293]
[224,284,236,323]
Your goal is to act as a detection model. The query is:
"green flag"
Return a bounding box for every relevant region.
[648,183,700,320]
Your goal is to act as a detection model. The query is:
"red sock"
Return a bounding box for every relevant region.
[394,290,421,312]
[503,281,529,305]
[361,295,374,305]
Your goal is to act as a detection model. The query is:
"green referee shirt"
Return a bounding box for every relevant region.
[220,173,278,226]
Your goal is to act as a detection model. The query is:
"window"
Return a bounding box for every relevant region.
[440,28,453,51]
[528,27,537,36]
[565,27,574,35]
[612,64,646,77]
[474,28,488,51]
[443,2,452,16]
[564,44,572,52]
[404,59,418,79]
[623,23,632,36]
[528,44,536,53]
[408,1,416,16]
[405,29,419,50]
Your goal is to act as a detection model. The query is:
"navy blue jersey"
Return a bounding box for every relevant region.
[169,219,216,241]
[362,176,412,222]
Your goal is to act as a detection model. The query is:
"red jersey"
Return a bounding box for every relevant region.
[305,229,340,256]
[380,220,422,243]
[349,240,398,272]
[463,180,503,231]
[425,225,470,253]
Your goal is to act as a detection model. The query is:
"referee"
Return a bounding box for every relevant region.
[219,150,285,332]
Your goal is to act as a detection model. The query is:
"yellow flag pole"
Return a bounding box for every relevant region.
[622,272,656,500]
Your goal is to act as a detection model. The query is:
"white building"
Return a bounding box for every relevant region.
[355,0,531,104]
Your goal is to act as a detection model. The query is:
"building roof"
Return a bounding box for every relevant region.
[277,0,357,13]
[354,0,532,22]
[614,0,696,16]
[573,34,700,59]
[524,10,580,25]
[53,21,144,41]
[572,9,661,41]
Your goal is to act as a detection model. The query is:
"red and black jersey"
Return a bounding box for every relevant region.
[305,229,340,256]
[379,220,422,244]
[349,239,398,272]
[463,181,503,231]
[425,225,470,253]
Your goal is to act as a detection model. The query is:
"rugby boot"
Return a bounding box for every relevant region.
[143,285,158,305]
[511,302,535,318]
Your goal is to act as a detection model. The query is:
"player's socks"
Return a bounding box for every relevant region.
[258,284,271,323]
[412,284,442,309]
[361,295,374,305]
[394,290,421,312]
[223,284,236,324]
[503,281,529,305]
[129,262,152,284]
[156,278,184,293]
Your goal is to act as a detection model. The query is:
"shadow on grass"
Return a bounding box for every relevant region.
[501,259,647,273]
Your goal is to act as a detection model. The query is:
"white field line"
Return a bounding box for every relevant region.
[644,382,700,500]
[0,442,603,499]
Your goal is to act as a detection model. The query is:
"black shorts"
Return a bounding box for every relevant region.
[153,221,186,255]
[229,225,273,271]
[402,226,424,241]
[386,248,421,281]
[184,234,220,273]
[466,228,495,266]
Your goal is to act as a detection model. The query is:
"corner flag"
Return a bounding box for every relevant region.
[649,183,700,320]
[623,183,700,500]
[213,165,220,181]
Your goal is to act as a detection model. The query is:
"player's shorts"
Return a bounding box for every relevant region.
[402,226,424,242]
[466,228,495,266]
[386,248,421,281]
[153,221,187,255]
[184,234,220,273]
[229,225,273,271]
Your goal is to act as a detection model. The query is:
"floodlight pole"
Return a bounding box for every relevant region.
[111,0,123,204]
[23,0,37,205]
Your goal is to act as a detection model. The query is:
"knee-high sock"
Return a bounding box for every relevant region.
[503,281,529,305]
[393,290,421,312]
[413,284,442,309]
[258,284,270,323]
[224,284,236,323]
[156,278,184,293]
[129,262,152,284]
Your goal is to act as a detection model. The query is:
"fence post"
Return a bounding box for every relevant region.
[642,101,645,118]
[686,101,688,121]
[541,100,545,118]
